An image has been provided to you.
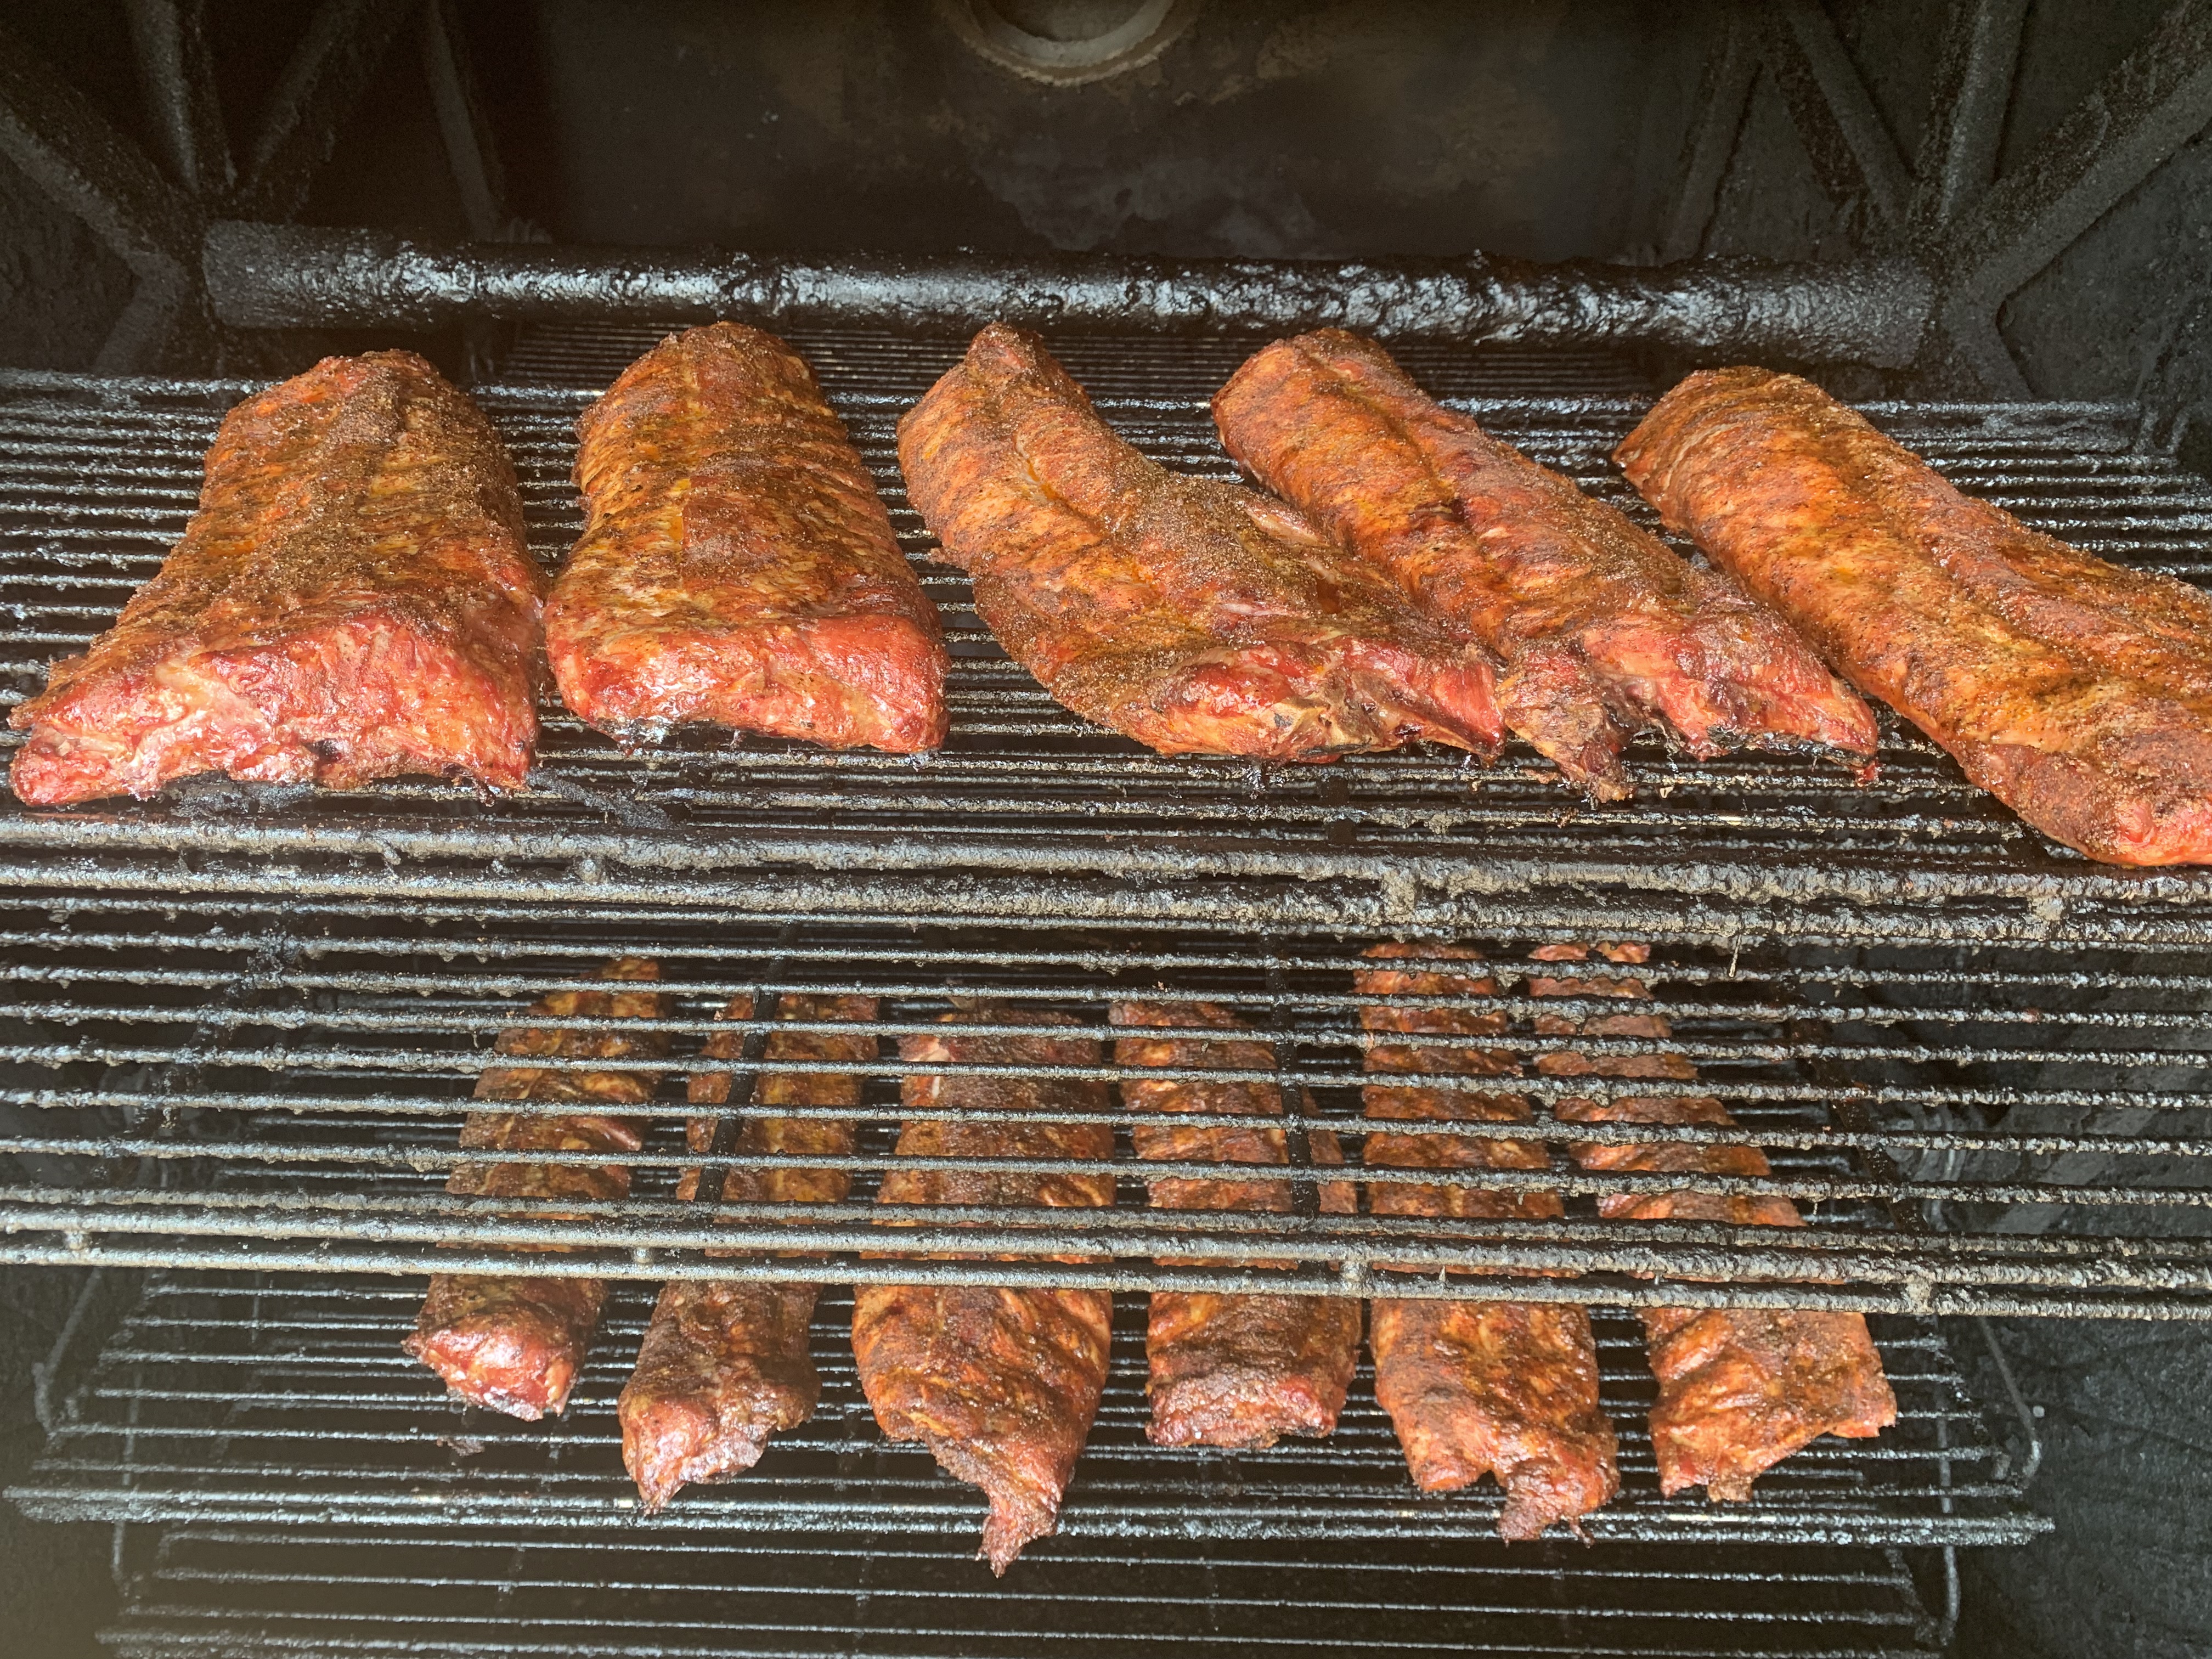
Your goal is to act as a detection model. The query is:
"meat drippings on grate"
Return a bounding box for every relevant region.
[1530,941,1898,1502]
[1111,998,1359,1451]
[618,990,878,1510]
[1356,943,1621,1540]
[404,956,669,1420]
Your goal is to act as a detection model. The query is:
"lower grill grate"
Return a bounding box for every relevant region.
[99,1527,1948,1657]
[494,321,1662,399]
[13,1270,2038,1548]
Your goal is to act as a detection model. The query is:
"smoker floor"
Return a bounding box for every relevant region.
[11,1271,2040,1550]
[1,363,2209,944]
[97,1527,1948,1658]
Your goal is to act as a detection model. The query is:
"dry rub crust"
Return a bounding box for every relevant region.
[1356,943,1620,1540]
[12,351,541,805]
[405,957,669,1421]
[1111,998,1360,1451]
[897,324,1502,762]
[552,323,948,753]
[1617,366,2212,865]
[851,1001,1115,1573]
[1214,332,1874,799]
[617,991,877,1510]
[1530,942,1896,1500]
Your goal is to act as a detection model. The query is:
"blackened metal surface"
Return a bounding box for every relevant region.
[99,1526,1946,1657]
[11,1269,2039,1549]
[0,19,207,374]
[0,896,2206,1316]
[2,363,2211,944]
[199,220,1939,364]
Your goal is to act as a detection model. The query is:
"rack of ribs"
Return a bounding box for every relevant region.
[1527,943,1897,1501]
[1356,943,1620,1539]
[551,323,949,752]
[1616,366,2212,865]
[406,957,671,1420]
[1212,332,1876,800]
[11,351,543,805]
[851,1000,1116,1572]
[618,990,879,1510]
[1110,1000,1359,1449]
[897,323,1501,762]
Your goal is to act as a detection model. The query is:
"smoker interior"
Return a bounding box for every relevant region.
[6,2,2212,1654]
[0,336,2202,1656]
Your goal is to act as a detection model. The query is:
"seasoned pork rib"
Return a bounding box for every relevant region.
[851,1001,1115,1572]
[1528,942,1896,1501]
[406,957,669,1420]
[12,351,542,805]
[618,991,877,1510]
[1617,366,2212,864]
[1111,1000,1359,1449]
[897,324,1502,761]
[1213,331,1875,799]
[552,323,947,752]
[1356,944,1619,1539]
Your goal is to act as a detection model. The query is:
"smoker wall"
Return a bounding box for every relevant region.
[2,0,2210,432]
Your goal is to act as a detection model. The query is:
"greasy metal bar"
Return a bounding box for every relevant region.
[8,1134,2206,1211]
[200,221,1937,364]
[2,1235,2207,1321]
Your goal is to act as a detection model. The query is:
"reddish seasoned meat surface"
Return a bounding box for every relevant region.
[406,957,669,1420]
[851,1001,1115,1572]
[551,324,947,752]
[1111,999,1359,1449]
[1529,943,1896,1501]
[12,351,541,805]
[898,324,1501,761]
[1214,332,1875,800]
[618,991,878,1510]
[1356,944,1618,1539]
[1617,366,2212,864]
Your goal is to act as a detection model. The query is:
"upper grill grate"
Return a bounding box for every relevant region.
[0,347,2208,943]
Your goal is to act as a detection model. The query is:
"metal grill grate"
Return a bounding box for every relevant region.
[98,1525,1949,1657]
[0,362,2208,943]
[12,1269,2035,1549]
[0,894,2206,1314]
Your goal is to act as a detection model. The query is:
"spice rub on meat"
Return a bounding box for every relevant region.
[1212,331,1875,800]
[1111,1000,1359,1450]
[1356,944,1620,1540]
[851,1000,1115,1573]
[1528,943,1897,1502]
[618,991,878,1511]
[1618,366,2212,865]
[552,323,947,752]
[897,323,1502,762]
[12,351,542,805]
[406,958,670,1421]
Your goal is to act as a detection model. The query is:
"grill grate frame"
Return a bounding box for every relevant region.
[0,351,2209,944]
[99,1526,1950,1657]
[12,1268,2038,1550]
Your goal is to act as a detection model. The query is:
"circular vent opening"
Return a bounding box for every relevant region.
[934,0,1205,85]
